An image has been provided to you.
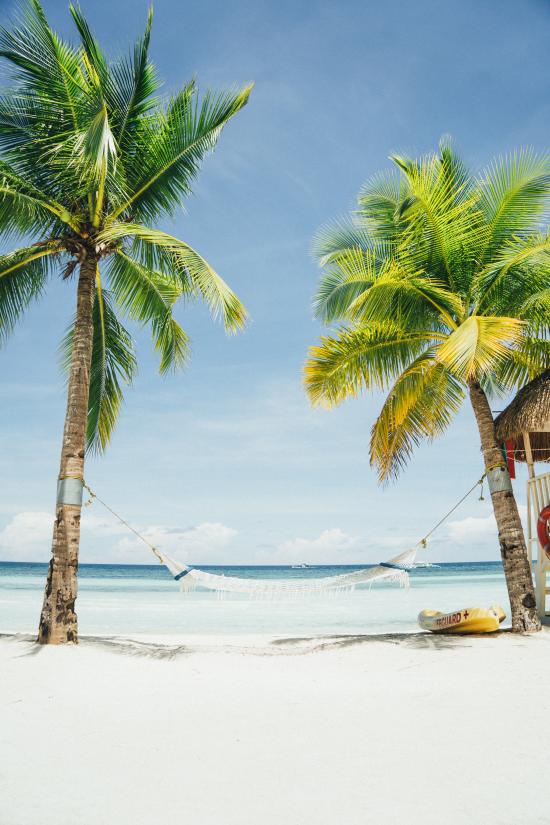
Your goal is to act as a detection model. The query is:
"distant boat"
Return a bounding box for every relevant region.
[414,561,440,569]
[291,563,310,569]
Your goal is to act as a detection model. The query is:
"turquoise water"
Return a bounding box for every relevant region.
[0,561,511,636]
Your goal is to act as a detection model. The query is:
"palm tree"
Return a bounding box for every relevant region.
[0,0,251,643]
[305,139,550,632]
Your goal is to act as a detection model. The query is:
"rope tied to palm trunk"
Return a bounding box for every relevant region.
[81,474,487,597]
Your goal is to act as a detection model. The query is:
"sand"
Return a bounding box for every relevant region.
[1,630,550,825]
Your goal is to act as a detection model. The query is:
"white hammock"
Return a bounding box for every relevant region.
[158,547,418,596]
[82,476,485,599]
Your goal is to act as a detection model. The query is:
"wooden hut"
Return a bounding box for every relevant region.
[495,369,550,618]
[495,368,550,476]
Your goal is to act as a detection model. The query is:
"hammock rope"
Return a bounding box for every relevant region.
[82,474,485,596]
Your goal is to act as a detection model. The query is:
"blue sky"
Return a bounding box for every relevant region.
[0,0,549,565]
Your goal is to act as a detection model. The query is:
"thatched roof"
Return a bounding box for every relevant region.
[494,369,550,463]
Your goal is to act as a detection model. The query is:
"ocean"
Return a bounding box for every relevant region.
[0,561,511,637]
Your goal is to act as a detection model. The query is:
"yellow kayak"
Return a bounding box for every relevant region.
[418,605,506,634]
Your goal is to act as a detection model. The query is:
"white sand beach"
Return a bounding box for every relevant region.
[2,630,550,825]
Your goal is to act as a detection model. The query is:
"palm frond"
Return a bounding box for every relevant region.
[99,223,248,332]
[438,136,475,205]
[109,83,252,223]
[76,103,117,180]
[0,162,79,236]
[0,1,249,462]
[517,284,550,336]
[71,0,160,160]
[313,247,381,323]
[435,315,525,380]
[0,0,85,129]
[0,243,55,343]
[108,250,190,373]
[477,149,550,256]
[349,263,464,330]
[304,323,434,407]
[390,150,483,293]
[108,7,159,151]
[493,337,550,390]
[370,351,465,482]
[312,217,384,266]
[61,284,137,453]
[69,3,109,89]
[357,169,410,240]
[475,230,550,310]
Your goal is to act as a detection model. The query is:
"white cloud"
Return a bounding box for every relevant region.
[1,500,532,567]
[445,513,497,544]
[0,511,54,561]
[429,503,530,561]
[115,522,237,564]
[274,528,357,564]
[445,504,527,546]
[0,510,237,565]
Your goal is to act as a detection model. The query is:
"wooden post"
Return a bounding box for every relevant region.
[523,431,535,480]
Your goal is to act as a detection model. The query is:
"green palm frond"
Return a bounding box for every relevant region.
[0,93,75,201]
[74,103,117,180]
[390,151,484,292]
[0,5,101,205]
[493,337,550,390]
[61,285,137,453]
[438,136,475,205]
[0,0,84,130]
[109,83,252,223]
[0,243,55,342]
[108,251,190,373]
[357,169,410,240]
[312,218,387,266]
[308,139,550,481]
[347,263,464,329]
[370,352,464,482]
[87,284,136,453]
[0,161,81,235]
[54,102,120,223]
[151,312,190,375]
[0,0,250,461]
[435,315,525,380]
[519,284,550,333]
[475,230,550,310]
[313,247,381,323]
[304,323,434,406]
[99,223,247,332]
[477,149,550,256]
[107,7,159,151]
[69,3,109,88]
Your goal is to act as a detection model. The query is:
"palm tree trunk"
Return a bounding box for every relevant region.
[37,253,97,644]
[468,380,540,632]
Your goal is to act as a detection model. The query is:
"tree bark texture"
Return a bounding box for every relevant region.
[468,380,541,633]
[38,255,97,644]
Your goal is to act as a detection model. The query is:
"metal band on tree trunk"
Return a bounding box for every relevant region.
[486,465,513,495]
[56,476,84,506]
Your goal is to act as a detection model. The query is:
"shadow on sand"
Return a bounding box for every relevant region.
[1,628,525,659]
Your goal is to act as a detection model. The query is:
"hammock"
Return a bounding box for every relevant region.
[82,475,484,598]
[158,547,417,596]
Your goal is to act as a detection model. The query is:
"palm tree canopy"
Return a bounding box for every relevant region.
[305,138,550,481]
[0,0,251,451]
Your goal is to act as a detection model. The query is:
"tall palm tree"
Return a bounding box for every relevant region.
[305,139,550,632]
[0,0,251,643]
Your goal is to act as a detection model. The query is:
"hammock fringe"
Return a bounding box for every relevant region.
[80,476,486,599]
[159,548,416,598]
